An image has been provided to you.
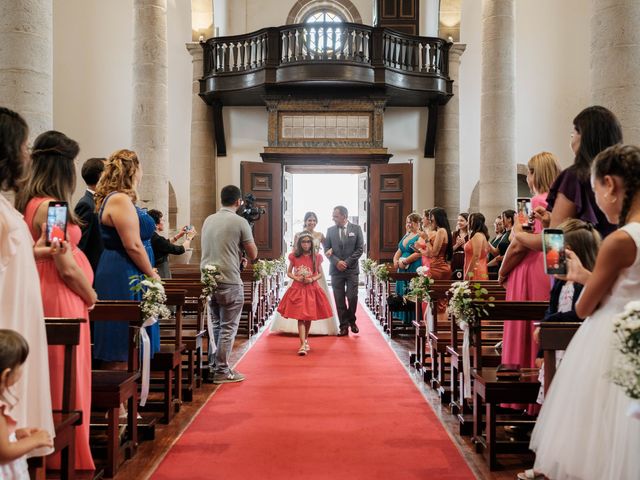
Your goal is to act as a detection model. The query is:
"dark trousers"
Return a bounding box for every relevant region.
[331,274,359,329]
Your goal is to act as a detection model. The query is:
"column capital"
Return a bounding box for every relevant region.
[449,43,467,60]
[186,42,204,59]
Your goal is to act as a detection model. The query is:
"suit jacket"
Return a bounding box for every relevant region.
[324,222,364,277]
[74,190,104,273]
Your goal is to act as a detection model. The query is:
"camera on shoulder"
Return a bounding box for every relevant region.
[237,193,265,226]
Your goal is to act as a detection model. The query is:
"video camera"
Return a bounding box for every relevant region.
[237,193,265,227]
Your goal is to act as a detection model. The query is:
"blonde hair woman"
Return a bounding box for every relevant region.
[93,149,161,363]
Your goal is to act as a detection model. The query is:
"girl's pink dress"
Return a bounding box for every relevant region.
[0,400,29,479]
[501,192,551,413]
[24,198,95,470]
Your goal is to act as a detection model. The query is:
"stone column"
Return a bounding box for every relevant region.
[0,0,52,137]
[591,0,640,144]
[186,42,216,263]
[479,0,516,221]
[435,44,465,224]
[132,0,169,215]
[420,0,440,36]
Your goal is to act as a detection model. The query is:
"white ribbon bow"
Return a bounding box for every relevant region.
[627,400,640,420]
[459,320,472,400]
[139,316,158,407]
[205,296,217,355]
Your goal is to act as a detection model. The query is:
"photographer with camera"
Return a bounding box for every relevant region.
[148,209,196,278]
[201,185,257,384]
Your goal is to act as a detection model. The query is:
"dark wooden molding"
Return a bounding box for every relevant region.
[424,104,438,158]
[212,100,226,157]
[260,148,392,166]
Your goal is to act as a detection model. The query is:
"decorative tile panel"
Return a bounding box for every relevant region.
[280,114,370,140]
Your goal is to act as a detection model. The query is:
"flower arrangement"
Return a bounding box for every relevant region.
[274,256,287,273]
[404,266,434,302]
[611,301,640,414]
[129,274,171,321]
[447,280,495,330]
[253,259,268,280]
[294,265,312,278]
[201,264,223,297]
[361,258,378,275]
[374,263,389,282]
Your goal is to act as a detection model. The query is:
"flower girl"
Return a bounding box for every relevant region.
[0,330,53,479]
[527,144,640,480]
[276,233,333,355]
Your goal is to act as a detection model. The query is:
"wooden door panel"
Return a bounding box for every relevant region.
[241,161,282,259]
[369,163,413,263]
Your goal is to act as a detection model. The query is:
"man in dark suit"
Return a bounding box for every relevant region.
[324,205,364,336]
[74,157,105,273]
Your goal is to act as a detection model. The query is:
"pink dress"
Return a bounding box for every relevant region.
[501,192,551,413]
[24,198,95,470]
[0,400,29,479]
[0,195,54,458]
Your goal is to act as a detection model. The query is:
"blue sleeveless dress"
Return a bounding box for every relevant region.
[394,233,422,324]
[93,192,160,362]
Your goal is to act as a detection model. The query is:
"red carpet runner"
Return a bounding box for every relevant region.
[152,303,475,479]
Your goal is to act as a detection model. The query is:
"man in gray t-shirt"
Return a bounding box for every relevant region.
[201,185,257,383]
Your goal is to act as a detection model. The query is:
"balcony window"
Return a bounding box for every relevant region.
[304,9,344,53]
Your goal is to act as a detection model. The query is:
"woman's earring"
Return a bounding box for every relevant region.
[611,196,617,204]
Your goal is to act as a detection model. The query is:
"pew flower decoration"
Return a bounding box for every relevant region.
[404,266,434,302]
[361,258,378,275]
[202,264,223,297]
[611,300,640,419]
[274,256,287,274]
[253,259,268,280]
[374,263,389,282]
[129,274,171,321]
[447,280,495,331]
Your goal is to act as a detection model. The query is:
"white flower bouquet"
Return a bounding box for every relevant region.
[447,280,494,331]
[202,264,223,297]
[294,265,312,278]
[129,274,171,321]
[611,301,640,418]
[404,266,434,302]
[361,258,378,275]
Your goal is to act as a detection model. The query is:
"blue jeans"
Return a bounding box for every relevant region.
[208,284,244,375]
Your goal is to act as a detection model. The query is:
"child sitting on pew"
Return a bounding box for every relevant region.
[533,219,601,404]
[0,330,53,479]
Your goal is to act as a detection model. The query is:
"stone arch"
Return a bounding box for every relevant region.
[516,163,532,197]
[168,181,178,231]
[286,0,363,25]
[467,181,479,213]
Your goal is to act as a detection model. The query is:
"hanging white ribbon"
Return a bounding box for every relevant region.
[139,316,158,407]
[460,319,472,399]
[205,296,217,355]
[424,302,433,355]
[627,400,640,420]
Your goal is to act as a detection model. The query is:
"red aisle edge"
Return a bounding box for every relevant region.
[151,302,476,480]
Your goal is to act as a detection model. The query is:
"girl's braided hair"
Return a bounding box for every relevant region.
[593,144,640,228]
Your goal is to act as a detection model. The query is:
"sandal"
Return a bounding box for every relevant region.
[304,341,310,351]
[517,469,544,480]
[297,346,307,356]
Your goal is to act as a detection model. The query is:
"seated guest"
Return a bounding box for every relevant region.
[451,212,469,279]
[392,213,422,324]
[0,107,55,458]
[74,157,105,273]
[463,212,490,280]
[147,209,196,278]
[16,130,97,471]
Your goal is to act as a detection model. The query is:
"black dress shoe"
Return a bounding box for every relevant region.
[337,328,349,336]
[350,323,359,334]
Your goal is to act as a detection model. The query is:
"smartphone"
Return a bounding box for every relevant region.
[46,201,68,246]
[516,197,532,227]
[542,228,566,275]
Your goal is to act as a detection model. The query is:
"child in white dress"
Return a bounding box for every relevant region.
[527,144,640,480]
[0,330,53,479]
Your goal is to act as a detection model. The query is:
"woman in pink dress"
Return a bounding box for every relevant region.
[463,213,490,280]
[16,131,97,471]
[498,151,561,412]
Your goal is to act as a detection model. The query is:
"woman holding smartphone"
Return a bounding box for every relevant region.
[16,130,97,472]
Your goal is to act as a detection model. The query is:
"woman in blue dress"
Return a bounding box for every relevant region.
[93,149,161,363]
[392,213,423,324]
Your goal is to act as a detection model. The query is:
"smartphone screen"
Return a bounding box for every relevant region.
[516,197,532,226]
[46,201,68,246]
[542,228,566,275]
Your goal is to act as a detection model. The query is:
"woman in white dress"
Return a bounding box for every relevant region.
[271,211,339,335]
[524,144,640,480]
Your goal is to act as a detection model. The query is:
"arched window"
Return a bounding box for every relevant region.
[305,9,344,24]
[287,0,362,26]
[304,8,344,52]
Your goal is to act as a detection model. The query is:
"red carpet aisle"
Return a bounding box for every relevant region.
[152,303,475,479]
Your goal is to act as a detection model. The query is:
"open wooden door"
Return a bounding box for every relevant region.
[368,163,413,263]
[241,161,283,259]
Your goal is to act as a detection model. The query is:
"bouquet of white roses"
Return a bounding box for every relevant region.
[129,274,171,321]
[253,259,268,280]
[374,263,389,282]
[294,265,312,279]
[447,280,494,331]
[404,266,434,302]
[361,258,378,275]
[202,264,223,297]
[611,301,640,418]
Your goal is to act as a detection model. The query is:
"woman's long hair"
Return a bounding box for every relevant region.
[572,106,623,180]
[293,232,317,273]
[15,130,80,225]
[468,213,489,240]
[528,151,561,195]
[94,149,140,212]
[430,207,453,261]
[0,107,28,193]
